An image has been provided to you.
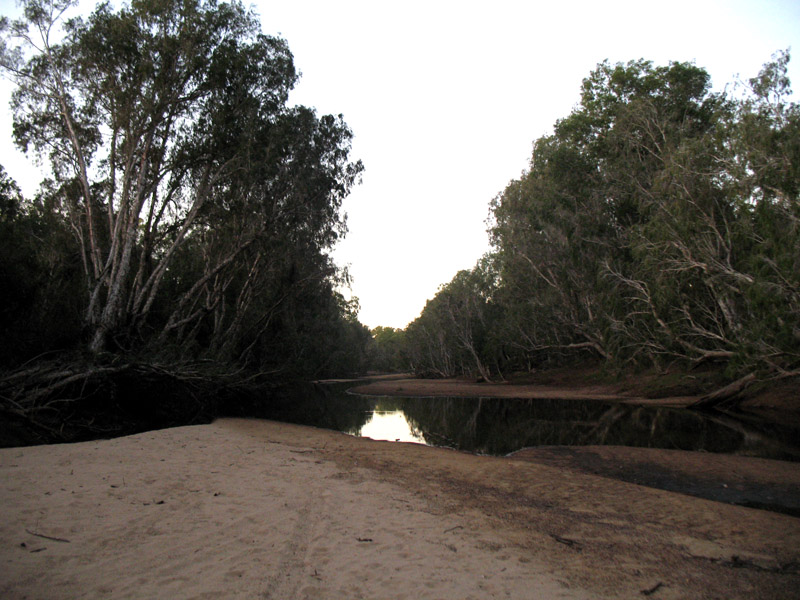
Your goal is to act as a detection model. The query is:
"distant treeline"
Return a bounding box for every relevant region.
[376,53,799,391]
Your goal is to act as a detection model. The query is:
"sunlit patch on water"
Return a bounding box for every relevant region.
[357,410,426,444]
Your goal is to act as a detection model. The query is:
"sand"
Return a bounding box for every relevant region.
[347,376,698,407]
[2,417,799,599]
[347,373,800,411]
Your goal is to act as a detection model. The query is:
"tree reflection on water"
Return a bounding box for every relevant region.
[258,384,800,461]
[355,395,799,461]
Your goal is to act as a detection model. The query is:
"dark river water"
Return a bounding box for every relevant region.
[259,384,800,462]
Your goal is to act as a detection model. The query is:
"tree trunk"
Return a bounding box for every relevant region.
[689,372,756,409]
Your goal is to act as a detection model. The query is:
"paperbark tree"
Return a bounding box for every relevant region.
[1,0,362,359]
[486,54,799,382]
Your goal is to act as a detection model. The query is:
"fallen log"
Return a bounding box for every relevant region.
[688,372,756,410]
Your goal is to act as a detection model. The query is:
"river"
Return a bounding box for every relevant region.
[256,383,800,462]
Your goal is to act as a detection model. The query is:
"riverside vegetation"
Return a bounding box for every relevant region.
[0,0,369,442]
[1,0,797,444]
[385,52,800,408]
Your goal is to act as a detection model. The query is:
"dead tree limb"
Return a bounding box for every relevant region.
[689,372,757,409]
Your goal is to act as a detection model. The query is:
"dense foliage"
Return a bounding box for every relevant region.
[0,0,370,379]
[367,326,406,373]
[403,53,800,391]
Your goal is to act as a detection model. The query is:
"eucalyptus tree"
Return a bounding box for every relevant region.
[1,0,363,360]
[403,259,496,380]
[488,60,713,366]
[576,59,727,366]
[599,53,800,381]
[489,131,612,366]
[488,53,799,385]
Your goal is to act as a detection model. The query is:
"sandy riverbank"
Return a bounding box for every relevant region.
[2,418,799,599]
[348,376,697,406]
[347,372,800,412]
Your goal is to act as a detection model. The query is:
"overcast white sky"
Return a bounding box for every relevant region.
[2,0,799,329]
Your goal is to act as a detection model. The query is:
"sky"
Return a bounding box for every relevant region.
[1,0,799,329]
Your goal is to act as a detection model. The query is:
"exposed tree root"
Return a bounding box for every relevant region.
[0,359,283,447]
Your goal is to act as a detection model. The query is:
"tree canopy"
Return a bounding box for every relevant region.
[1,0,368,377]
[401,53,800,395]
